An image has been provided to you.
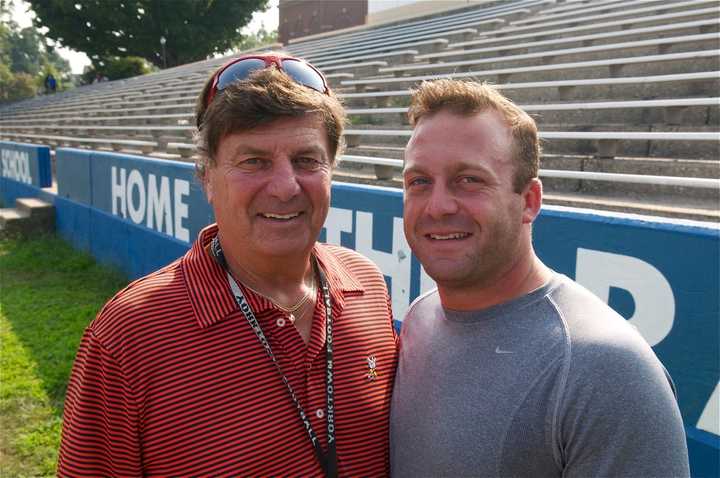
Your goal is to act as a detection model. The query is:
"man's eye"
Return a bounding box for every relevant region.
[406,177,430,187]
[458,176,481,184]
[295,157,322,168]
[237,158,264,169]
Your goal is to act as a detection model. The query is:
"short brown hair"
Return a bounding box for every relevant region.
[194,64,346,179]
[408,79,540,192]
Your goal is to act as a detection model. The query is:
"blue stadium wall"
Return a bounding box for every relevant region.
[1,142,718,477]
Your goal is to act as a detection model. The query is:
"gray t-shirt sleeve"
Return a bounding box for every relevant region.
[549,290,690,478]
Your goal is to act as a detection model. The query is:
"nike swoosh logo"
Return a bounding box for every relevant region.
[495,346,514,354]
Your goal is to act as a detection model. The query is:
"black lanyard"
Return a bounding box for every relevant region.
[210,237,338,478]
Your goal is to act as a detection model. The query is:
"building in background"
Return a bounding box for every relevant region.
[278,0,491,44]
[278,0,367,44]
[367,0,490,25]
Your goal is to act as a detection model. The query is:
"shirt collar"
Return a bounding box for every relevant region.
[182,224,365,329]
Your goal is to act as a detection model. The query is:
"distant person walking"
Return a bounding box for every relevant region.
[44,73,57,94]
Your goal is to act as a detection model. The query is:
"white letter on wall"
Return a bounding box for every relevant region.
[147,174,173,236]
[126,169,146,225]
[576,248,675,346]
[21,153,31,184]
[1,150,8,178]
[697,382,719,435]
[17,152,31,184]
[111,166,127,217]
[174,179,190,242]
[355,211,412,319]
[324,207,353,246]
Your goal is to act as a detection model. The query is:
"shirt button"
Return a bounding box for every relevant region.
[276,318,286,327]
[316,409,324,419]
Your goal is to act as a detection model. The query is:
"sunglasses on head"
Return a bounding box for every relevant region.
[200,54,329,122]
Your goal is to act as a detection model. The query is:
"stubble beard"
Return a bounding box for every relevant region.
[417,217,523,294]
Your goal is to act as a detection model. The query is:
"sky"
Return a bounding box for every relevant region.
[8,0,279,74]
[368,0,419,14]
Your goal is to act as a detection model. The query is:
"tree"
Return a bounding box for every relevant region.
[4,26,71,80]
[234,25,277,53]
[0,2,73,102]
[28,0,270,69]
[0,19,11,67]
[0,64,37,102]
[82,55,153,83]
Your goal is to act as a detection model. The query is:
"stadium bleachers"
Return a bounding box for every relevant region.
[0,0,717,221]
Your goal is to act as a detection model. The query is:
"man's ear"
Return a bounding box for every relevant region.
[521,178,543,225]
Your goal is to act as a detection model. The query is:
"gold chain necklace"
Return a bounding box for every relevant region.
[288,294,315,324]
[241,274,317,319]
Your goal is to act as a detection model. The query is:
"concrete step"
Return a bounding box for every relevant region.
[0,207,29,239]
[345,130,719,159]
[539,154,720,200]
[331,165,719,223]
[346,103,719,127]
[346,145,404,160]
[16,197,55,218]
[343,148,719,178]
[0,208,27,225]
[542,192,720,223]
[0,198,55,239]
[344,77,720,105]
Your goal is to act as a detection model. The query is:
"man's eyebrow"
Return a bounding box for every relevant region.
[294,145,327,156]
[402,165,426,176]
[456,163,494,176]
[231,145,327,157]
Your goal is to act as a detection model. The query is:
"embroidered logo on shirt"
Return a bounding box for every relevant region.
[495,346,514,354]
[366,355,378,381]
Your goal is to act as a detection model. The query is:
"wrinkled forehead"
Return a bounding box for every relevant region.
[216,114,333,159]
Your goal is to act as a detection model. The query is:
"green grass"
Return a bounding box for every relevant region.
[0,236,127,477]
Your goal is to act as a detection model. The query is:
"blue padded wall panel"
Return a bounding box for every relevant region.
[54,196,93,252]
[56,148,93,205]
[0,141,52,188]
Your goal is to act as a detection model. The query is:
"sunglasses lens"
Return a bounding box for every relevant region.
[281,59,327,94]
[216,58,267,91]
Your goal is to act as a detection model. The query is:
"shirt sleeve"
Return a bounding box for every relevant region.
[557,336,691,478]
[58,329,143,477]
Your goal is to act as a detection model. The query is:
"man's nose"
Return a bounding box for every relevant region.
[425,183,458,219]
[266,160,301,201]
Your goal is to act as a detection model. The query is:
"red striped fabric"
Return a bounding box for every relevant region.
[58,224,398,477]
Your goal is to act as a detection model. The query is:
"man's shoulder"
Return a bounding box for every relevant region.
[90,257,186,340]
[548,275,665,376]
[409,288,439,311]
[320,242,377,265]
[318,243,385,282]
[548,274,628,332]
[540,278,689,477]
[402,288,440,326]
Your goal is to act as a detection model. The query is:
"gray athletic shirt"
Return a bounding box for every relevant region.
[390,273,690,478]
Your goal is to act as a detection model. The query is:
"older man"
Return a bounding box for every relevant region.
[58,54,397,477]
[390,79,689,477]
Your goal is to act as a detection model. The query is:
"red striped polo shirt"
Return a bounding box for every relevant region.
[58,224,398,477]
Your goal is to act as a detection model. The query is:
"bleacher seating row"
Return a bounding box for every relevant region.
[0,0,718,221]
